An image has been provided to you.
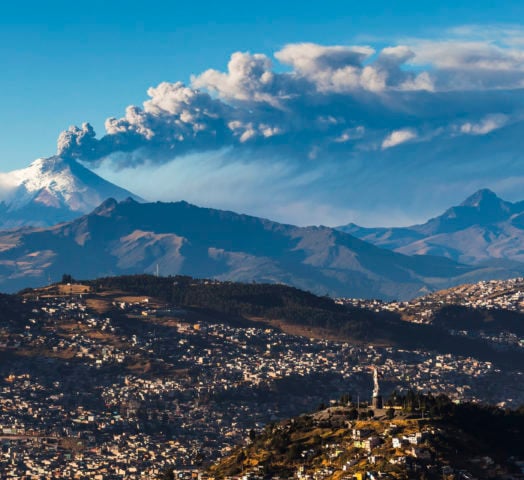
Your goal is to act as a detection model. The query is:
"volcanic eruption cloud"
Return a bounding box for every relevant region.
[56,30,524,226]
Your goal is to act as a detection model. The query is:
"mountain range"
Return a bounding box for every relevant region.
[0,156,523,298]
[337,188,524,266]
[0,156,141,228]
[0,196,520,298]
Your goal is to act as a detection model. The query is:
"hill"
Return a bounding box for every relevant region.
[84,275,524,370]
[1,275,523,477]
[206,395,524,480]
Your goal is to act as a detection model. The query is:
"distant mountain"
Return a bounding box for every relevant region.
[0,198,518,298]
[337,189,524,265]
[0,156,142,227]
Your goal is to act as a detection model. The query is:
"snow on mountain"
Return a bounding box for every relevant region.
[0,156,142,227]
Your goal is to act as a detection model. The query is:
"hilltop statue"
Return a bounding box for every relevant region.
[373,367,380,397]
[372,367,383,409]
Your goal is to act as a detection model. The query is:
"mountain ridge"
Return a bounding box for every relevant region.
[337,188,524,265]
[0,197,520,298]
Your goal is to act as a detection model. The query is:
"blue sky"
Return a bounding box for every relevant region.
[2,1,524,225]
[2,0,523,166]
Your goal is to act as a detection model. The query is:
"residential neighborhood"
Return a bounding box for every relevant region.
[0,282,522,478]
[338,278,524,351]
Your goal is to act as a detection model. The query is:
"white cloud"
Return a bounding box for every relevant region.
[55,29,524,169]
[191,51,286,106]
[409,40,524,90]
[273,42,433,93]
[275,43,374,74]
[0,173,20,202]
[460,114,509,135]
[447,24,524,47]
[334,126,365,143]
[228,121,284,143]
[381,129,418,149]
[275,43,374,93]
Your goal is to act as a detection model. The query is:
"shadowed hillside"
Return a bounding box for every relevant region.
[84,275,524,369]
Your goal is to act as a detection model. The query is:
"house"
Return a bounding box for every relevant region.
[409,447,432,460]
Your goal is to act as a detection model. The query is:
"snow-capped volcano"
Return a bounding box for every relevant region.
[0,156,142,228]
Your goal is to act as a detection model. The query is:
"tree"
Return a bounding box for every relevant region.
[286,443,301,461]
[158,468,174,480]
[387,408,395,420]
[347,408,359,420]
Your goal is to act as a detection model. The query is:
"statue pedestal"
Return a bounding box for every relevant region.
[372,395,383,410]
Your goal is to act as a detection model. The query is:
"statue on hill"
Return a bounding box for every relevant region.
[372,367,383,409]
[373,367,380,397]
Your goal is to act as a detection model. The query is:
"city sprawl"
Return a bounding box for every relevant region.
[0,278,522,478]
